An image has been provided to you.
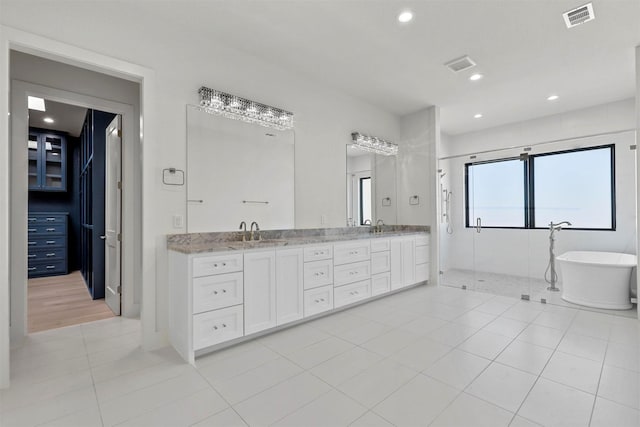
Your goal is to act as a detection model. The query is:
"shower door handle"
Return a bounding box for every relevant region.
[476,218,482,233]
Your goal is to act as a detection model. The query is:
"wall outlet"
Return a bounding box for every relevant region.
[173,214,184,229]
[320,214,326,225]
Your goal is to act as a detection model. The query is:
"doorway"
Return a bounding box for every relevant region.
[26,97,122,332]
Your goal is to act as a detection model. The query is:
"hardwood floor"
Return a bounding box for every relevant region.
[28,270,115,333]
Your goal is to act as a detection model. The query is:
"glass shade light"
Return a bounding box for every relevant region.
[198,86,294,131]
[351,132,398,156]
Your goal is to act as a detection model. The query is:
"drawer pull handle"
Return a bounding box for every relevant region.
[28,254,36,258]
[46,253,56,257]
[222,262,226,266]
[28,267,36,271]
[222,289,227,293]
[315,299,319,303]
[46,241,55,245]
[28,218,36,222]
[28,241,36,245]
[320,298,325,302]
[28,228,36,232]
[213,326,218,330]
[213,291,218,295]
[213,264,218,267]
[222,324,227,328]
[46,265,55,269]
[46,228,56,232]
[46,218,56,221]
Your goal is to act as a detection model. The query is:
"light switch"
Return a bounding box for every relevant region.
[173,215,184,229]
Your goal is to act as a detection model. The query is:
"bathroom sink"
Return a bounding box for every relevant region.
[226,239,289,249]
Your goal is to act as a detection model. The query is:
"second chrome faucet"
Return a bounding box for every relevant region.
[239,220,261,241]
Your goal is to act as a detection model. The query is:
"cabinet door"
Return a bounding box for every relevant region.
[402,238,416,287]
[244,250,277,334]
[276,248,304,325]
[390,238,403,290]
[28,133,40,189]
[41,134,66,191]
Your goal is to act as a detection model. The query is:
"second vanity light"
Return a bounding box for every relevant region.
[351,132,398,156]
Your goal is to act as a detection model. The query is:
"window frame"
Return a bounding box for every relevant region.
[358,176,372,226]
[465,144,616,231]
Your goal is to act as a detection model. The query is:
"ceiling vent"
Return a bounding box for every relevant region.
[563,3,595,28]
[444,55,476,73]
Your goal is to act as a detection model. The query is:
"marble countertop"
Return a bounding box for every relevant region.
[167,225,429,254]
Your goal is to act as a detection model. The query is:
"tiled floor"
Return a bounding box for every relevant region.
[1,284,639,426]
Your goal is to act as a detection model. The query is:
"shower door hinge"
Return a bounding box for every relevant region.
[461,285,467,290]
[117,129,122,138]
[116,285,122,293]
[117,181,122,190]
[521,294,530,301]
[630,145,636,150]
[117,233,121,242]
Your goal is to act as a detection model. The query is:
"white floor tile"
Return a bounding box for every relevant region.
[430,392,513,427]
[272,389,367,426]
[495,340,553,375]
[483,317,529,339]
[518,378,595,427]
[427,322,479,347]
[284,336,353,369]
[590,397,640,427]
[556,332,608,362]
[195,340,266,368]
[604,341,639,372]
[191,408,248,427]
[307,311,367,333]
[374,309,421,327]
[417,303,469,321]
[466,363,537,412]
[453,310,497,328]
[373,374,459,426]
[508,415,542,427]
[396,315,449,336]
[568,318,612,341]
[38,405,103,427]
[501,305,542,323]
[331,321,392,345]
[541,351,602,394]
[360,328,419,357]
[532,310,575,331]
[196,344,280,383]
[424,349,490,390]
[609,323,640,345]
[211,357,303,404]
[349,411,394,427]
[598,365,639,409]
[475,299,515,316]
[457,330,513,360]
[516,324,564,349]
[258,325,330,354]
[389,336,452,371]
[309,346,382,387]
[337,358,417,408]
[233,372,331,426]
[90,346,180,384]
[116,388,228,427]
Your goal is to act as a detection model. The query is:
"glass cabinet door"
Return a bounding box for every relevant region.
[28,133,40,189]
[42,134,65,190]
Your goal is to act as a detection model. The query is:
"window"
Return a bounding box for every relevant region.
[466,145,615,230]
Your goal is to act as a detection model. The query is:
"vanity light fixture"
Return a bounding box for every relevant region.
[351,132,398,156]
[198,86,294,131]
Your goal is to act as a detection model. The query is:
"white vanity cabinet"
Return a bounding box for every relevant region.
[169,232,428,364]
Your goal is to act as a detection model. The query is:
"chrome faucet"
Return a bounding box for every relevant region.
[363,219,372,226]
[545,220,572,291]
[375,219,385,234]
[250,221,261,241]
[239,221,247,242]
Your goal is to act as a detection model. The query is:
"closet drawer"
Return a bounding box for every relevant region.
[416,263,430,282]
[304,285,334,317]
[370,239,390,253]
[27,236,66,248]
[27,214,67,224]
[334,241,370,266]
[192,272,243,314]
[193,305,244,350]
[303,245,333,262]
[334,279,371,308]
[193,253,243,277]
[304,259,333,290]
[27,223,66,235]
[28,248,66,262]
[372,272,391,296]
[334,260,371,286]
[415,245,429,265]
[27,260,67,277]
[371,251,391,274]
[415,235,430,247]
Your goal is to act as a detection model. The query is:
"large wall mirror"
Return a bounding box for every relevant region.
[186,105,295,232]
[346,144,397,226]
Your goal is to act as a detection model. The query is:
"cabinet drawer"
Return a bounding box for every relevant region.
[27,223,66,235]
[334,241,371,266]
[27,260,66,276]
[415,245,430,265]
[27,236,66,248]
[370,239,390,253]
[28,214,67,224]
[371,251,390,275]
[28,248,66,262]
[415,235,430,247]
[193,305,244,350]
[372,272,391,296]
[303,245,333,262]
[303,259,333,290]
[193,272,243,314]
[304,285,334,317]
[334,261,371,286]
[193,253,243,277]
[334,279,371,308]
[416,263,430,283]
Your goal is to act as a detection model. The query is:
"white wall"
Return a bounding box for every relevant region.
[440,99,637,285]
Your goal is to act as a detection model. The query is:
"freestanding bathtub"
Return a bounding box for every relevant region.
[557,251,637,310]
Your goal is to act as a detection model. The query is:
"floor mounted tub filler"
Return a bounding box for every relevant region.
[557,251,637,310]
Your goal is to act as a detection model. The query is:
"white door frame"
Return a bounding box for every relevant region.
[11,81,134,334]
[0,25,161,389]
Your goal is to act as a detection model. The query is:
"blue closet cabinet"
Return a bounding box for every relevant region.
[27,212,69,278]
[28,129,68,192]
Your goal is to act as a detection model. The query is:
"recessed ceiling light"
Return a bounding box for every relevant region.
[43,117,54,124]
[469,73,483,81]
[28,96,46,112]
[474,113,483,119]
[398,11,413,23]
[547,95,559,101]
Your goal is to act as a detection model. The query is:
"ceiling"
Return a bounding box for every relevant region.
[6,1,640,135]
[134,0,639,135]
[28,99,87,137]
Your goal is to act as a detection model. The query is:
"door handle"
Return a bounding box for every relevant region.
[100,235,106,240]
[476,218,482,233]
